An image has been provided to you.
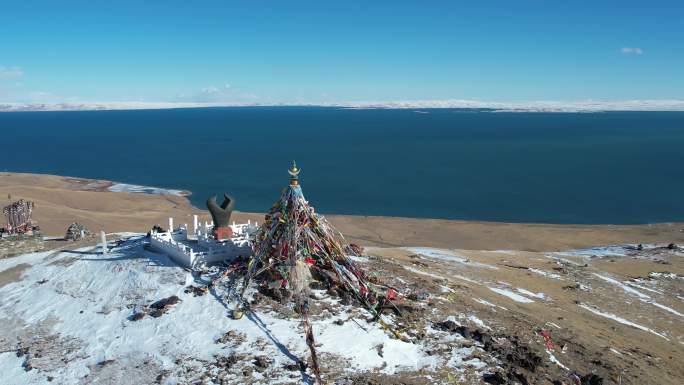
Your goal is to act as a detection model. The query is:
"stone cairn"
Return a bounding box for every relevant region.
[64,222,91,241]
[239,162,397,384]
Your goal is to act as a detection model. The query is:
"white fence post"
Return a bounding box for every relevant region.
[193,215,198,235]
[100,231,108,254]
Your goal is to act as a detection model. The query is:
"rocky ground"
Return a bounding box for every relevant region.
[0,234,45,259]
[0,234,682,385]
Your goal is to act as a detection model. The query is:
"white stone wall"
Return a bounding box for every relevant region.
[148,217,257,268]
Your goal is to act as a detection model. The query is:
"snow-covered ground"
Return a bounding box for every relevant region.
[0,236,488,385]
[3,237,682,384]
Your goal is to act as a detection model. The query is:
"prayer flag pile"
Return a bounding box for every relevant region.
[2,199,35,234]
[242,162,396,383]
[246,162,388,315]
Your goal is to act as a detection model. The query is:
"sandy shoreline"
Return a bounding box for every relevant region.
[1,172,683,251]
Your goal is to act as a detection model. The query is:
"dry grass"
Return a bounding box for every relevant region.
[2,172,683,251]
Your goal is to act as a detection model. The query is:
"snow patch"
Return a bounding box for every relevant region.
[108,183,187,196]
[555,245,630,258]
[578,303,669,340]
[649,272,684,280]
[346,255,369,263]
[546,350,568,370]
[402,247,497,270]
[467,315,491,330]
[528,268,563,280]
[625,281,663,295]
[474,298,508,311]
[447,346,487,371]
[516,288,547,300]
[593,273,683,318]
[403,265,446,280]
[546,322,562,330]
[488,288,534,303]
[593,273,650,300]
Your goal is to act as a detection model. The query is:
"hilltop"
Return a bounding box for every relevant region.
[0,172,683,384]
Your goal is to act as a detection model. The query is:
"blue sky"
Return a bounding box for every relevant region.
[1,0,682,104]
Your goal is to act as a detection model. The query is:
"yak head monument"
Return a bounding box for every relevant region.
[206,193,236,241]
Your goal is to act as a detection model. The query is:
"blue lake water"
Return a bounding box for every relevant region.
[1,107,683,224]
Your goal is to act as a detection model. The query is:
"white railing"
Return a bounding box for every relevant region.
[150,217,256,267]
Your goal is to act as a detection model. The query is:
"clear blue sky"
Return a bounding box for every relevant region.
[1,0,682,104]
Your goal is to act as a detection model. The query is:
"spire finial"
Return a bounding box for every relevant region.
[288,160,300,185]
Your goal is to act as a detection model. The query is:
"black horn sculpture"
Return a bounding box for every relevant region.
[206,193,235,229]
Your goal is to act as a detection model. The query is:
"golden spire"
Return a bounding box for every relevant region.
[288,160,300,186]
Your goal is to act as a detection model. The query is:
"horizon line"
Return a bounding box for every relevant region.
[2,99,684,113]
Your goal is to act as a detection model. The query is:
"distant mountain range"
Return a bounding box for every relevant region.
[2,99,684,112]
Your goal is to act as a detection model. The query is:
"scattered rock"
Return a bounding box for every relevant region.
[250,292,265,305]
[97,359,115,367]
[340,291,352,306]
[254,356,271,371]
[411,260,429,268]
[483,372,507,384]
[215,354,237,368]
[127,295,181,321]
[308,280,327,290]
[150,295,180,309]
[184,285,208,297]
[129,312,145,321]
[345,243,364,255]
[408,291,430,301]
[580,374,604,385]
[327,287,339,297]
[215,330,238,344]
[16,346,29,357]
[375,343,384,357]
[435,319,459,332]
[0,233,44,258]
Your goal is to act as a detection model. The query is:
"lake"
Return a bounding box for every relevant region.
[2,107,683,224]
